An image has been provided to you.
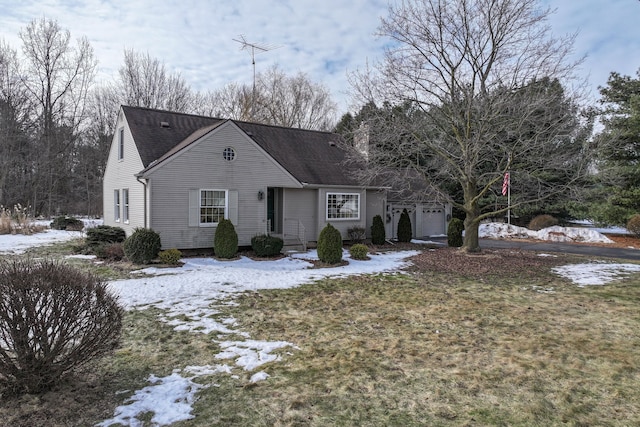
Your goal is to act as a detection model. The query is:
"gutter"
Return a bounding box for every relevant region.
[135,173,148,228]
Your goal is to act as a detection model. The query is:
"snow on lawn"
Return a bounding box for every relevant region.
[0,218,101,255]
[2,224,639,426]
[553,262,640,286]
[99,249,418,426]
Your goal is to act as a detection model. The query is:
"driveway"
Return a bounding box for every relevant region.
[430,237,640,261]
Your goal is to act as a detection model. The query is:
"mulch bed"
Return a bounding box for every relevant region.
[407,246,570,277]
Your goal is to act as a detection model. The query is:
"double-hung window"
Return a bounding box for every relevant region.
[200,190,227,225]
[326,192,360,220]
[122,189,129,223]
[114,189,121,222]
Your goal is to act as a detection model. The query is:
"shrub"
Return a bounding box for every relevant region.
[397,208,413,242]
[317,223,343,264]
[50,216,84,231]
[0,259,123,394]
[371,215,386,245]
[447,218,464,247]
[251,234,284,257]
[0,204,37,235]
[349,243,369,260]
[214,219,238,259]
[347,226,366,244]
[159,248,183,265]
[86,225,126,250]
[123,228,162,264]
[528,214,559,231]
[99,242,125,261]
[626,214,640,237]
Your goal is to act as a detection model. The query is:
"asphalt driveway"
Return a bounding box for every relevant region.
[430,237,640,261]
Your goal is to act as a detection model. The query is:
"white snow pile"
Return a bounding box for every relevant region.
[479,222,614,244]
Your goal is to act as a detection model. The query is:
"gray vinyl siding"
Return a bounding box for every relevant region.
[365,190,386,238]
[316,187,368,240]
[102,112,146,236]
[144,121,300,249]
[282,188,318,242]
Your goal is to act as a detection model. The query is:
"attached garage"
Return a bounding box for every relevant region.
[386,203,450,240]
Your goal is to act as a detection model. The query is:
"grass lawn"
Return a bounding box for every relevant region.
[1,244,640,426]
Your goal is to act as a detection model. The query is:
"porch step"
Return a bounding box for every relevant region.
[282,238,306,253]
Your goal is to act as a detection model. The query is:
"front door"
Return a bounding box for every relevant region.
[267,187,281,234]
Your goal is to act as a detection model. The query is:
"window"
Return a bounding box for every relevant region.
[326,192,360,220]
[200,190,227,225]
[122,189,129,223]
[223,147,235,161]
[118,128,124,160]
[114,190,121,222]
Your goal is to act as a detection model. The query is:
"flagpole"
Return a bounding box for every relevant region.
[507,171,511,225]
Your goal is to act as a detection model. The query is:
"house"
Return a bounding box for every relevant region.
[103,106,392,250]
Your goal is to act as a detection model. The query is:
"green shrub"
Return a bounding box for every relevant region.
[397,208,412,242]
[349,243,369,260]
[317,223,343,264]
[50,216,84,231]
[528,214,559,231]
[626,214,640,237]
[251,234,284,257]
[371,214,386,245]
[214,219,238,259]
[86,225,126,249]
[159,248,182,265]
[447,218,464,247]
[347,226,366,244]
[123,228,161,264]
[0,259,123,394]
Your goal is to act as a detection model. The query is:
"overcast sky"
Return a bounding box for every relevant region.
[0,0,639,114]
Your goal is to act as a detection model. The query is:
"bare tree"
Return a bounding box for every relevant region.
[348,0,589,251]
[19,18,97,216]
[0,41,33,208]
[204,64,337,130]
[117,49,194,112]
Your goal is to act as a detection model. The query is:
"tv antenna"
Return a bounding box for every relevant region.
[233,35,280,119]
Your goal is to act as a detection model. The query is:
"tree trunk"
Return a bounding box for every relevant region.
[463,215,481,253]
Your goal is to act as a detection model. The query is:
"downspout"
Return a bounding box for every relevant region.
[135,174,148,228]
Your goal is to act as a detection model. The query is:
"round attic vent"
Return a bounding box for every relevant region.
[223,147,236,161]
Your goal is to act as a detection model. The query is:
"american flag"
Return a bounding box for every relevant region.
[502,172,510,196]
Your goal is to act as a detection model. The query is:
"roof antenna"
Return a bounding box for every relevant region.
[233,35,280,119]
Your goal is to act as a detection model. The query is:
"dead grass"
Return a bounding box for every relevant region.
[1,244,640,426]
[0,205,44,235]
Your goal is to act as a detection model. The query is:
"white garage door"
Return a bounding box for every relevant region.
[421,206,445,237]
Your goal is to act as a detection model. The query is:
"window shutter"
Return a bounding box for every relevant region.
[188,189,199,227]
[228,190,238,225]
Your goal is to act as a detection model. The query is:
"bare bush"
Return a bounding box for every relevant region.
[0,259,123,394]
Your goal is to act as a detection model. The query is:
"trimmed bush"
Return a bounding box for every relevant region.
[123,228,161,264]
[349,243,369,260]
[397,208,413,242]
[86,225,126,249]
[627,214,640,237]
[50,216,84,231]
[528,214,559,231]
[159,248,182,265]
[214,219,238,259]
[251,234,284,257]
[447,218,464,247]
[0,259,123,394]
[347,226,366,244]
[371,214,386,245]
[317,223,343,264]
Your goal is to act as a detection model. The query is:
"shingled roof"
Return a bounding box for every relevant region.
[123,106,367,187]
